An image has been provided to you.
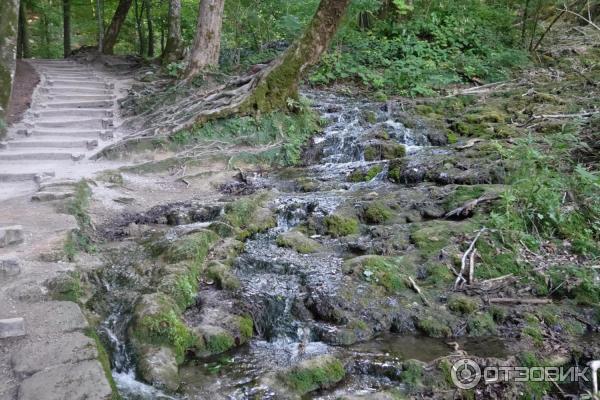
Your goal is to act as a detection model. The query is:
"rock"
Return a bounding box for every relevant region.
[276,231,322,254]
[0,318,26,339]
[18,360,112,400]
[31,191,74,202]
[24,301,88,336]
[0,258,20,277]
[11,332,97,378]
[137,346,180,392]
[0,225,24,247]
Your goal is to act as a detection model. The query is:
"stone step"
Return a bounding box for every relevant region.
[1,139,96,149]
[0,318,26,339]
[31,191,74,202]
[34,109,113,118]
[48,94,115,102]
[0,225,24,247]
[0,172,55,182]
[48,80,112,89]
[40,87,112,95]
[23,129,113,139]
[35,118,112,129]
[45,77,105,85]
[0,151,83,161]
[0,258,20,277]
[44,100,113,109]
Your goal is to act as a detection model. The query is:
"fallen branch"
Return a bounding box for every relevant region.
[468,249,477,285]
[407,276,431,307]
[488,298,552,305]
[456,138,484,150]
[454,228,487,290]
[531,111,599,119]
[445,195,500,219]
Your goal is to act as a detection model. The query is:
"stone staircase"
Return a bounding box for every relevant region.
[0,59,118,188]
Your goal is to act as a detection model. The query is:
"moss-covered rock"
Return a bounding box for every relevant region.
[448,295,479,315]
[221,193,276,240]
[348,165,383,182]
[280,355,346,395]
[415,315,452,338]
[364,141,406,161]
[324,214,360,237]
[388,158,407,183]
[344,255,417,295]
[276,230,322,254]
[136,345,180,392]
[205,261,240,290]
[363,201,393,224]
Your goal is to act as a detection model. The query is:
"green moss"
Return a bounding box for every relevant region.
[282,355,345,395]
[401,360,423,388]
[238,316,254,339]
[363,110,377,123]
[363,201,393,224]
[205,261,240,291]
[410,223,452,254]
[221,194,276,240]
[490,306,507,323]
[276,231,321,253]
[415,316,452,338]
[296,177,318,192]
[519,352,551,398]
[523,325,543,347]
[388,158,406,183]
[364,143,406,161]
[137,310,197,363]
[345,255,416,294]
[205,332,235,354]
[447,131,458,144]
[63,181,95,260]
[448,295,478,315]
[47,271,82,303]
[348,165,383,182]
[85,329,121,400]
[324,214,360,237]
[467,313,497,335]
[424,263,453,286]
[163,230,218,265]
[444,186,486,212]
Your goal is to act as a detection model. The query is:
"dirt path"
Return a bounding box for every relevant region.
[0,59,134,400]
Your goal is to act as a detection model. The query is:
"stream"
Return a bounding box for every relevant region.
[96,90,508,399]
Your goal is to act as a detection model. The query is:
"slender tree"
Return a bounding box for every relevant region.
[17,0,30,59]
[103,0,134,54]
[133,0,146,55]
[145,0,154,57]
[63,0,71,58]
[161,0,183,63]
[96,0,104,51]
[184,0,226,78]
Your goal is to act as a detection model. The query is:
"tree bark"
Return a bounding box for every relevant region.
[102,0,134,54]
[161,0,182,63]
[0,0,19,137]
[238,0,352,112]
[96,0,104,51]
[133,0,146,55]
[184,0,226,79]
[145,0,154,57]
[63,0,71,58]
[17,0,29,59]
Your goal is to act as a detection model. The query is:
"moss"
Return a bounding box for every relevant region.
[281,355,345,395]
[296,177,318,192]
[363,110,377,123]
[401,360,423,388]
[205,332,235,354]
[410,223,452,254]
[523,325,543,347]
[163,230,219,264]
[205,261,240,290]
[348,165,383,182]
[464,108,507,124]
[415,316,452,338]
[444,186,486,213]
[447,131,458,144]
[345,255,416,294]
[364,142,406,161]
[324,214,360,237]
[85,329,121,400]
[388,158,406,183]
[238,316,254,339]
[47,271,82,303]
[467,313,497,335]
[363,201,393,224]
[448,295,478,315]
[221,194,276,239]
[519,352,551,398]
[490,306,507,323]
[424,263,453,286]
[276,231,321,254]
[63,181,95,260]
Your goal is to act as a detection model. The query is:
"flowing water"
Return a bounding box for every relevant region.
[99,90,507,399]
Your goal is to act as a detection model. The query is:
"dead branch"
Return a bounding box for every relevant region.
[407,276,431,307]
[533,9,567,51]
[445,195,500,219]
[488,298,552,305]
[454,228,487,290]
[532,111,599,119]
[468,249,477,285]
[559,5,600,32]
[456,138,484,150]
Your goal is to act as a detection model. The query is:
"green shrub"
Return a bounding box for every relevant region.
[448,295,478,315]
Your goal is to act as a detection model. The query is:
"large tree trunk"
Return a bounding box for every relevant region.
[0,0,19,137]
[238,0,351,112]
[145,0,154,57]
[161,0,182,63]
[17,0,29,59]
[184,0,225,79]
[63,0,71,58]
[102,0,134,54]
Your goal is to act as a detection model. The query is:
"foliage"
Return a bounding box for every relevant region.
[137,308,197,363]
[64,181,95,260]
[363,201,393,224]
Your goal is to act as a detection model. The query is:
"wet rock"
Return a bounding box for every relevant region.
[137,345,180,392]
[276,231,322,254]
[279,355,346,395]
[363,141,406,161]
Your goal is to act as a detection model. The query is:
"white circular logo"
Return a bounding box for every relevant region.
[451,358,482,390]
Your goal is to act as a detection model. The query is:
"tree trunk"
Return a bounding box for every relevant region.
[96,0,104,51]
[102,0,134,54]
[161,0,182,63]
[145,0,154,57]
[0,0,19,137]
[133,0,146,55]
[17,0,29,59]
[238,0,352,112]
[63,0,71,58]
[184,0,225,79]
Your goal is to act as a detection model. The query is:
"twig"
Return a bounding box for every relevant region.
[488,298,552,305]
[532,9,567,51]
[454,228,487,290]
[559,5,600,32]
[468,249,477,285]
[407,276,431,307]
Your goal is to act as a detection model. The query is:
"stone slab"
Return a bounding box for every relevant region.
[0,258,20,277]
[18,360,112,400]
[0,225,24,247]
[0,318,26,339]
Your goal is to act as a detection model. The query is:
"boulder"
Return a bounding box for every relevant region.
[0,225,24,247]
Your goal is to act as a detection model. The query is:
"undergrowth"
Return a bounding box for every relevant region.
[64,181,95,260]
